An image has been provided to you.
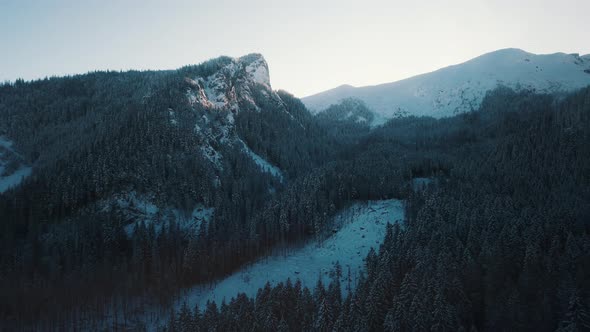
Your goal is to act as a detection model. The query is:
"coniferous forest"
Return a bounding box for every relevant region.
[160,87,590,332]
[0,57,589,331]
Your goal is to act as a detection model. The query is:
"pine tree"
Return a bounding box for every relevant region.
[557,291,590,332]
[315,297,333,332]
[178,301,193,332]
[193,303,202,332]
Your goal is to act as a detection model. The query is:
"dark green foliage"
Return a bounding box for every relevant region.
[235,89,335,178]
[164,86,590,332]
[315,98,375,145]
[0,60,332,328]
[2,62,590,332]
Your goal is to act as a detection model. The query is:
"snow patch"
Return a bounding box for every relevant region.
[186,54,271,112]
[200,144,222,168]
[411,177,433,191]
[239,139,284,181]
[108,193,160,235]
[168,109,178,125]
[203,70,236,109]
[0,136,32,193]
[189,204,215,231]
[0,137,14,150]
[0,166,32,193]
[101,192,214,237]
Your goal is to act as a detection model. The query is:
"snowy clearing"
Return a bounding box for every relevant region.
[178,199,404,310]
[99,192,214,237]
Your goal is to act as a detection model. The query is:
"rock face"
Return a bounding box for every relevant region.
[186,53,279,113]
[182,54,289,174]
[302,48,590,119]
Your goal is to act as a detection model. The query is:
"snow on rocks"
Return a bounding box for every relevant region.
[186,54,272,112]
[99,191,214,237]
[185,54,288,171]
[243,53,271,88]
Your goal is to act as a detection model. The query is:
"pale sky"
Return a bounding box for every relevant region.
[1,0,589,97]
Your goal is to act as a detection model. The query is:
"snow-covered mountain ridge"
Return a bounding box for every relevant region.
[302,48,590,118]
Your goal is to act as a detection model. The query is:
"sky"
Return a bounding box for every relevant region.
[1,0,589,98]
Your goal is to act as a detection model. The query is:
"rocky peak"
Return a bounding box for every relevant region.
[183,54,288,170]
[186,53,276,112]
[239,53,271,88]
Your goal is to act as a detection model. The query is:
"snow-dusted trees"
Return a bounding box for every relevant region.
[2,69,590,330]
[163,86,590,331]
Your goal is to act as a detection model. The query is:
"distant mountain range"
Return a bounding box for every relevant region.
[302,48,590,119]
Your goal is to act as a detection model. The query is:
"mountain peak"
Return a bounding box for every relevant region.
[238,53,265,64]
[185,53,276,112]
[303,48,590,118]
[488,47,529,55]
[238,53,270,87]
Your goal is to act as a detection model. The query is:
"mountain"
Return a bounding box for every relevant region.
[0,53,328,211]
[161,85,590,332]
[0,52,343,329]
[3,50,590,332]
[183,53,295,170]
[302,48,590,118]
[185,53,274,113]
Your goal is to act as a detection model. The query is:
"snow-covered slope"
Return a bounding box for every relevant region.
[302,48,590,118]
[179,199,403,310]
[238,139,284,181]
[98,200,404,330]
[94,200,403,330]
[0,136,31,193]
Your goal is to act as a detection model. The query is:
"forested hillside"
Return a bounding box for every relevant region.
[0,57,341,329]
[1,55,589,331]
[163,87,590,331]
